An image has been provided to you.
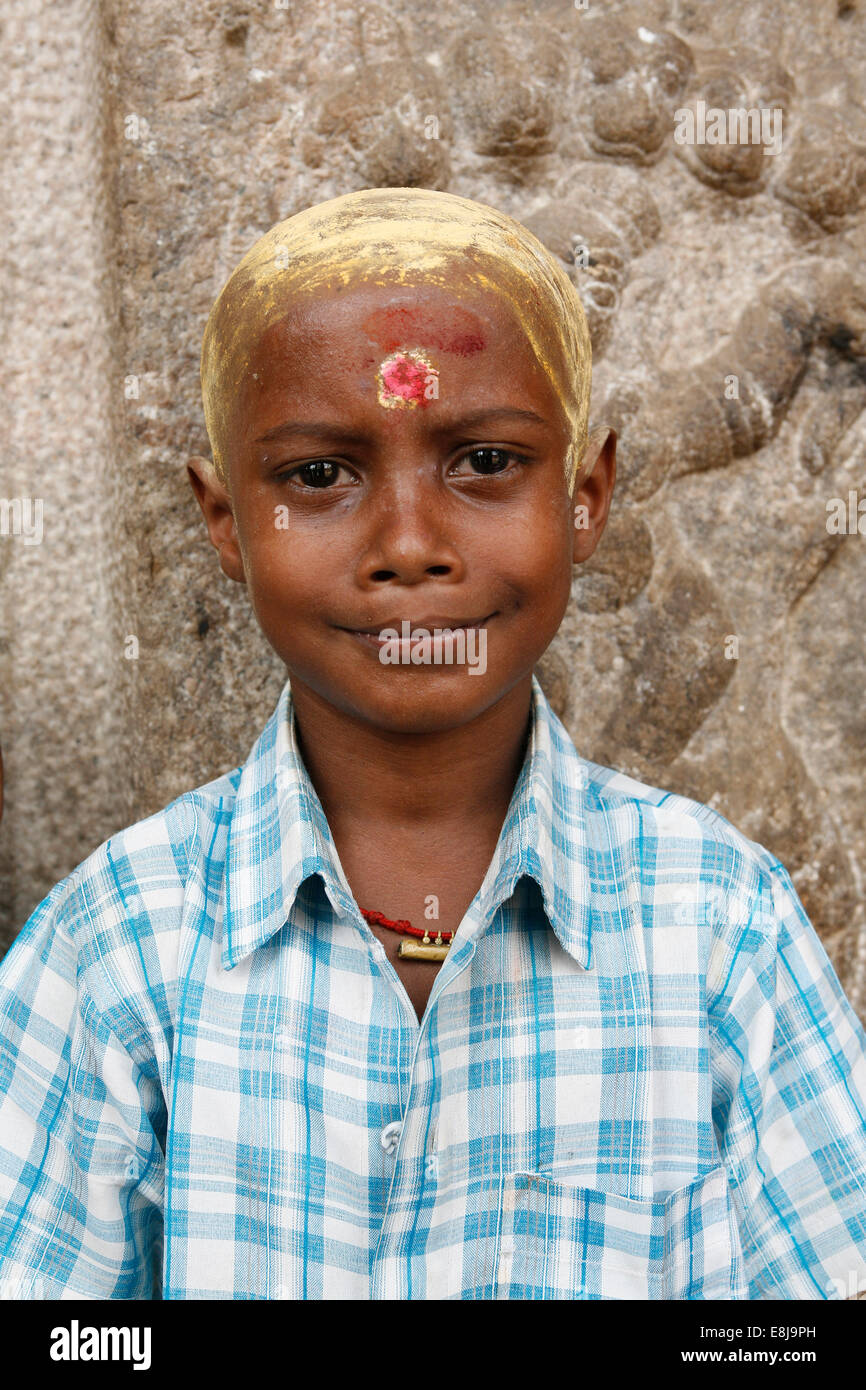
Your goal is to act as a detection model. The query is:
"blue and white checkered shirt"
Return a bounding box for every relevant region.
[1,673,865,1300]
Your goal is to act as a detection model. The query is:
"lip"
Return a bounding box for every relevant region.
[339,612,496,646]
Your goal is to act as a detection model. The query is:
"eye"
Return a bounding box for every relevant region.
[284,459,347,489]
[452,447,523,477]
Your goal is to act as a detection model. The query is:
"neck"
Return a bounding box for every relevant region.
[287,675,534,836]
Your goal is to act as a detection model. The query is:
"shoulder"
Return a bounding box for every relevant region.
[569,751,787,937]
[66,764,243,922]
[4,765,244,1019]
[542,696,784,909]
[569,757,798,1007]
[581,758,778,874]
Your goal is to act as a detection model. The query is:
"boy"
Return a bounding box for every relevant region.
[1,187,865,1301]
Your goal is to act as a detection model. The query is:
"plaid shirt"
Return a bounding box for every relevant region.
[1,673,866,1301]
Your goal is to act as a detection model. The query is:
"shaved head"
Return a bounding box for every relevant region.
[200,187,592,492]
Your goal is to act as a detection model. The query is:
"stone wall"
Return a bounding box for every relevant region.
[2,0,865,1031]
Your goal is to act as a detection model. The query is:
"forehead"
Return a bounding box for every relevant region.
[246,279,536,368]
[229,280,570,436]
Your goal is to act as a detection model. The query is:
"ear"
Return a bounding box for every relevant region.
[186,455,247,585]
[571,426,617,565]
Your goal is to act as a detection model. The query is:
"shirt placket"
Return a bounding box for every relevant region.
[370,938,478,1300]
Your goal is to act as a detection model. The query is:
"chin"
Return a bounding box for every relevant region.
[342,674,502,734]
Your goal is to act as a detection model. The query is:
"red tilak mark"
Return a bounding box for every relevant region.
[448,332,486,356]
[379,353,432,407]
[363,306,486,357]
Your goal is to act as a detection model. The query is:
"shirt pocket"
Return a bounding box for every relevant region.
[495,1164,748,1300]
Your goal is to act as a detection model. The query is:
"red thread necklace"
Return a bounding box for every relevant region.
[360,908,453,961]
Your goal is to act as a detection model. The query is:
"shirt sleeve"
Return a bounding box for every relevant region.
[710,860,866,1300]
[0,871,166,1300]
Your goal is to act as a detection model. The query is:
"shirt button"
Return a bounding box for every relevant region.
[380,1120,403,1154]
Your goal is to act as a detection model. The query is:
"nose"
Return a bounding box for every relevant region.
[356,474,466,586]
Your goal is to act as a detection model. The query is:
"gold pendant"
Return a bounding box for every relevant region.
[398,937,450,962]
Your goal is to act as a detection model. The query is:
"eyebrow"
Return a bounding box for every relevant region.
[254,407,550,444]
[434,407,550,433]
[255,421,369,444]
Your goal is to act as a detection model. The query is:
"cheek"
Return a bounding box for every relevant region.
[235,505,315,611]
[497,489,574,575]
[514,516,574,621]
[479,522,571,620]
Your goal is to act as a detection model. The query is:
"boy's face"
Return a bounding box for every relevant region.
[189,279,615,735]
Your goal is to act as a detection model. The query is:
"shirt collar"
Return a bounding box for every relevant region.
[221,674,592,973]
[480,675,593,971]
[221,676,345,972]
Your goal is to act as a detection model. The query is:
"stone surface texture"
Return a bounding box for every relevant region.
[2,0,866,1051]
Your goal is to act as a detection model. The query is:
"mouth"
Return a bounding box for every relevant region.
[338,613,496,650]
